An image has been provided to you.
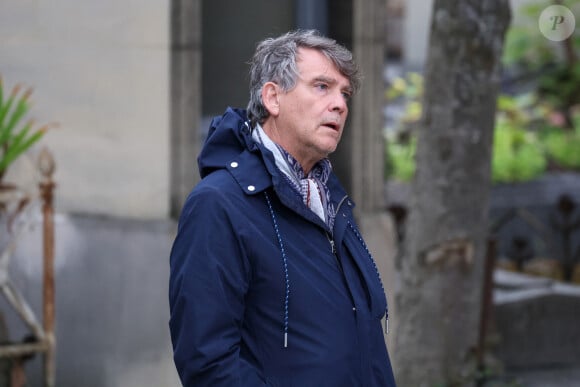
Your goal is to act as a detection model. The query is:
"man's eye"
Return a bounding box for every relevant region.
[315,84,328,91]
[342,92,352,100]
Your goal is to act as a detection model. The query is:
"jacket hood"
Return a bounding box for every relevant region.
[198,107,255,179]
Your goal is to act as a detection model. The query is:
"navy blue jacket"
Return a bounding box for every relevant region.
[169,108,396,386]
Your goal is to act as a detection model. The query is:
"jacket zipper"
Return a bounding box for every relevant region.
[326,194,348,256]
[327,237,336,254]
[326,196,359,314]
[330,196,389,332]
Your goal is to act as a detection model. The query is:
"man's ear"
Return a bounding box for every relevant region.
[262,82,280,117]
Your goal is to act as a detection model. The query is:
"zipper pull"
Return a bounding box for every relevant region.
[384,309,389,334]
[329,239,336,254]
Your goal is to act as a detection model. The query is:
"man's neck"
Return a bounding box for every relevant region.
[259,121,318,174]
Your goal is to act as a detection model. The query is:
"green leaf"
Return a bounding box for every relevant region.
[0,128,45,173]
[3,88,30,136]
[4,120,33,149]
[0,86,18,136]
[0,120,32,149]
[492,124,546,183]
[543,127,580,169]
[0,78,52,178]
[0,76,3,113]
[386,136,416,181]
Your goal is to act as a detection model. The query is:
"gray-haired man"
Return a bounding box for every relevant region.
[169,30,397,386]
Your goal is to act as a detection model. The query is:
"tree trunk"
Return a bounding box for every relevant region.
[394,1,511,385]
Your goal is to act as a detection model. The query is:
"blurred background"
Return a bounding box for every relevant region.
[0,0,579,386]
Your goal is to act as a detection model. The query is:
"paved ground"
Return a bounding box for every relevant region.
[485,366,580,386]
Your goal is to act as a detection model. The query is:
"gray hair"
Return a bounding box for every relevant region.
[247,30,360,126]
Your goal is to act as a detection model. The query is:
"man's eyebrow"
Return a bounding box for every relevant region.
[313,76,336,84]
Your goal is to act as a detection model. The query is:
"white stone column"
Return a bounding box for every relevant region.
[170,0,202,217]
[351,0,398,352]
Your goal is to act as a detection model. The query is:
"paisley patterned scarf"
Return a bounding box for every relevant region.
[252,124,336,230]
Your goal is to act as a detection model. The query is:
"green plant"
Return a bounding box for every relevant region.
[386,133,416,181]
[542,123,580,170]
[386,1,580,183]
[492,119,546,183]
[503,0,580,128]
[384,74,557,183]
[384,72,422,181]
[0,76,53,184]
[386,72,423,131]
[491,93,549,182]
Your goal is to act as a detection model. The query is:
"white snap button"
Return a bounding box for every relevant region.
[247,185,256,192]
[230,161,238,168]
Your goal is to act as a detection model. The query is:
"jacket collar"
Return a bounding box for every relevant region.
[199,107,355,230]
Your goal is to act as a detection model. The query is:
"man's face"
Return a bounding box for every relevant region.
[268,48,352,171]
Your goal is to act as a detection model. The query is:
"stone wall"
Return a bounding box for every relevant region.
[3,214,180,387]
[0,1,170,220]
[494,270,580,368]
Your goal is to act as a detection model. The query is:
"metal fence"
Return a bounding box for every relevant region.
[0,148,56,387]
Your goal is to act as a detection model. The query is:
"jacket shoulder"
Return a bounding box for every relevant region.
[196,148,273,198]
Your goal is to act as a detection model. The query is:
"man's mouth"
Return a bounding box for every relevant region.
[321,122,340,131]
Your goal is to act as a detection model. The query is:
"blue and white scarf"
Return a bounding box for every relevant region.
[252,124,336,230]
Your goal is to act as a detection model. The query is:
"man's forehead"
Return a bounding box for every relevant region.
[296,47,331,67]
[296,48,351,87]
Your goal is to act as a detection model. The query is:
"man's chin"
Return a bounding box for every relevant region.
[321,144,339,157]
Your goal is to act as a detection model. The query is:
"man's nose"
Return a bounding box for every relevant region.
[330,91,347,113]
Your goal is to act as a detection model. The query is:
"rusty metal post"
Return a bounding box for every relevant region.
[38,148,55,387]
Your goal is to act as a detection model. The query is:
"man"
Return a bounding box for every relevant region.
[169,30,396,386]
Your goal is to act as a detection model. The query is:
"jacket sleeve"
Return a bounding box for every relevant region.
[169,185,266,386]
